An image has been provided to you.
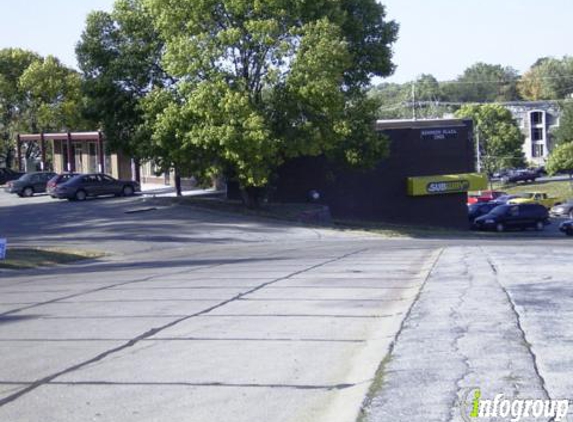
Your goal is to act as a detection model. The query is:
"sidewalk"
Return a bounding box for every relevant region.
[140,183,223,198]
[361,246,573,422]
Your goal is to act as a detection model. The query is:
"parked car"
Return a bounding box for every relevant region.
[507,192,564,208]
[501,169,538,184]
[530,166,547,177]
[467,190,506,205]
[0,168,25,185]
[5,172,57,197]
[46,173,80,198]
[550,201,573,219]
[53,173,141,201]
[492,168,515,180]
[472,203,550,232]
[468,202,500,222]
[559,220,573,236]
[490,194,523,205]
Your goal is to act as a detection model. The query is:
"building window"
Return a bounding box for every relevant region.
[532,128,544,141]
[532,144,544,157]
[531,111,544,126]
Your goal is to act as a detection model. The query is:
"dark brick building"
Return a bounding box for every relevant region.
[269,119,481,229]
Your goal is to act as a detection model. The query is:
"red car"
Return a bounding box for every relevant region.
[46,173,80,198]
[467,190,506,205]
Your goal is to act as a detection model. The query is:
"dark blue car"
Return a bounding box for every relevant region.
[468,202,499,222]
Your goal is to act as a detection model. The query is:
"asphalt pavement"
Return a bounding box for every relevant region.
[0,191,572,422]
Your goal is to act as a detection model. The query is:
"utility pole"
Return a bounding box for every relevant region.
[476,128,482,173]
[411,81,417,120]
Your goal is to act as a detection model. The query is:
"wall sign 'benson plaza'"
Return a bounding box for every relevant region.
[420,128,458,140]
[407,173,487,196]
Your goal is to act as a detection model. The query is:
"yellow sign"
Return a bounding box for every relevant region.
[407,173,487,196]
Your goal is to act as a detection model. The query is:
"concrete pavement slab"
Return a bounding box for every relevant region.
[58,339,369,386]
[57,288,248,302]
[0,384,348,422]
[0,340,123,382]
[149,315,400,342]
[0,384,26,401]
[27,300,223,318]
[0,316,182,340]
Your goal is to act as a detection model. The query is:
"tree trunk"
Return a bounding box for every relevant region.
[239,186,259,209]
[174,167,182,197]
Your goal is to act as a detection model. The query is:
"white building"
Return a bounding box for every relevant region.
[504,101,561,165]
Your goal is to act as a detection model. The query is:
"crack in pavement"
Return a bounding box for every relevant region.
[482,248,552,403]
[358,248,445,419]
[0,380,364,391]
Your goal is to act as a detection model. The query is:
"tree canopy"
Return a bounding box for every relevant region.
[552,101,573,145]
[546,142,573,176]
[0,48,86,167]
[518,57,573,101]
[443,62,520,103]
[455,104,525,175]
[138,0,397,191]
[76,0,170,159]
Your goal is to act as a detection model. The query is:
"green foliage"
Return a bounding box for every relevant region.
[546,142,573,176]
[18,56,86,132]
[552,101,573,145]
[444,62,520,103]
[138,0,397,189]
[455,104,526,175]
[0,49,42,166]
[76,0,170,158]
[370,63,520,120]
[0,49,86,166]
[518,57,573,100]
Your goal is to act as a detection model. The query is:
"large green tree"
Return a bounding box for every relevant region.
[76,0,172,167]
[0,49,85,168]
[19,56,86,132]
[0,48,41,167]
[455,104,526,175]
[546,142,573,177]
[552,101,573,145]
[443,62,520,103]
[140,0,397,203]
[518,57,573,101]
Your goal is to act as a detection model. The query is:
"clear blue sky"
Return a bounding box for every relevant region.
[0,0,572,83]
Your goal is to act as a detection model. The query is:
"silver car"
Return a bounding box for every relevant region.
[550,201,573,219]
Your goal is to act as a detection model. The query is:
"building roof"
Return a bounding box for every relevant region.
[18,132,102,142]
[375,118,470,130]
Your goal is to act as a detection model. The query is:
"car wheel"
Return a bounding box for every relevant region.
[122,185,134,197]
[496,223,505,232]
[535,220,544,231]
[567,228,573,237]
[22,186,34,197]
[75,190,87,201]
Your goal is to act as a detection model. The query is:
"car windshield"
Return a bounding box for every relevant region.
[489,205,509,216]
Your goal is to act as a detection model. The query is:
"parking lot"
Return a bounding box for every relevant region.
[0,190,572,421]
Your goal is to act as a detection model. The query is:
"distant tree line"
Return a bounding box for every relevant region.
[370,59,573,120]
